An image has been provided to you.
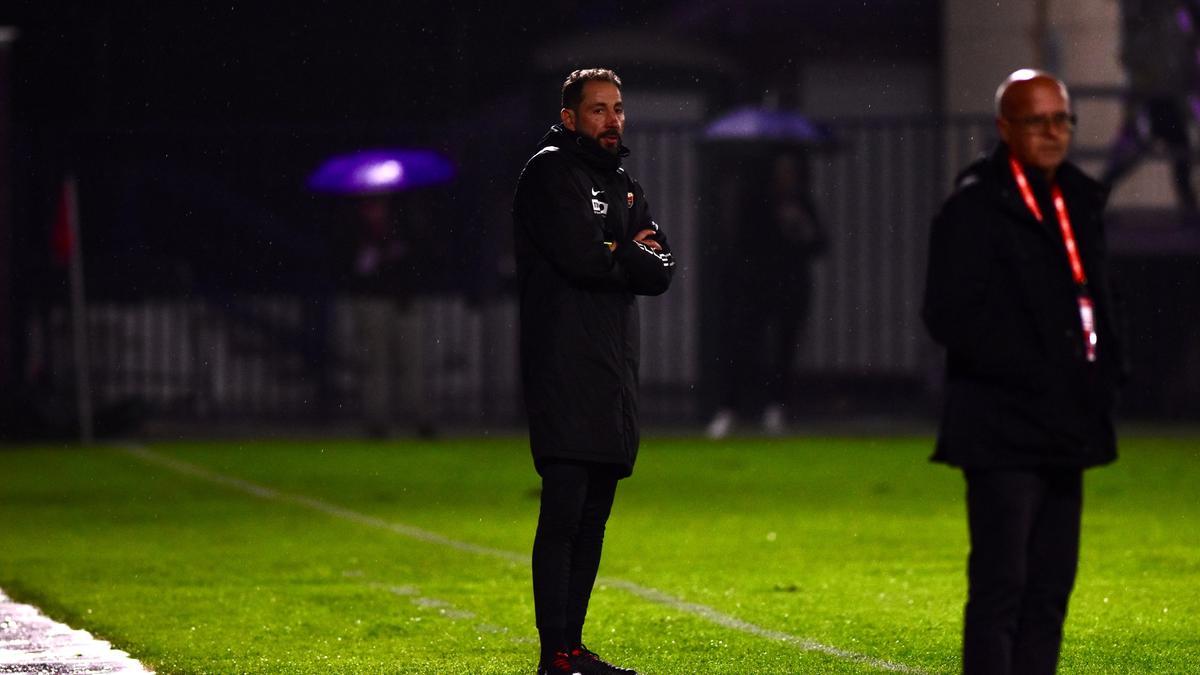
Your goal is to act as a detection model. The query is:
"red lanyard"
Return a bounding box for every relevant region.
[1008,156,1087,286]
[1009,155,1097,362]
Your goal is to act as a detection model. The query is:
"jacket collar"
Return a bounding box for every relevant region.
[976,143,1107,232]
[992,144,1052,229]
[537,124,629,171]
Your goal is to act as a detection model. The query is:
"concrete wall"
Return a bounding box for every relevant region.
[944,0,1178,207]
[802,61,938,118]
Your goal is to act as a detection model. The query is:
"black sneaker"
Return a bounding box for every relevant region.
[569,644,638,675]
[537,651,582,675]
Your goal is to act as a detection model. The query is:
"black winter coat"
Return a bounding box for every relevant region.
[923,144,1123,469]
[513,125,675,477]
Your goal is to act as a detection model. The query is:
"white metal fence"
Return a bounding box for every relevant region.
[38,116,997,424]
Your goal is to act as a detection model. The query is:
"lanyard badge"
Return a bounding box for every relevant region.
[1009,156,1098,363]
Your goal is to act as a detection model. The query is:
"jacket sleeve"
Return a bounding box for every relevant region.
[921,191,1037,385]
[517,154,629,291]
[613,182,674,296]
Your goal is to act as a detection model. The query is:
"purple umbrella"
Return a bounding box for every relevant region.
[703,107,833,147]
[307,148,455,194]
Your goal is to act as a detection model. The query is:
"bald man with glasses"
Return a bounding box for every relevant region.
[922,70,1126,675]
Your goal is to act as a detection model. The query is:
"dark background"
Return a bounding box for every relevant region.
[3,1,1196,436]
[3,1,940,294]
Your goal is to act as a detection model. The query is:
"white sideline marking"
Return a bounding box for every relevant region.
[120,446,924,673]
[358,578,527,643]
[0,588,153,674]
[600,579,919,671]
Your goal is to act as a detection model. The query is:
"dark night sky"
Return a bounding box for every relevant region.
[0,1,939,298]
[5,2,677,127]
[4,1,938,128]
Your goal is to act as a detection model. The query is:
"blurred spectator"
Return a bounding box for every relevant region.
[707,150,827,438]
[339,192,439,437]
[1103,0,1200,215]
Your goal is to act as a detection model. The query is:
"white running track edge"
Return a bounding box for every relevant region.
[120,445,924,673]
[0,588,153,674]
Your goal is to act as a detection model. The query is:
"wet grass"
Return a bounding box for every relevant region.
[1,435,1198,673]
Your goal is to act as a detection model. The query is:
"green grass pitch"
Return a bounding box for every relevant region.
[1,434,1198,673]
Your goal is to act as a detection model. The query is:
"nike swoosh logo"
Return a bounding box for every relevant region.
[591,188,603,196]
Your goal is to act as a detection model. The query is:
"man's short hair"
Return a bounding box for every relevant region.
[562,68,623,111]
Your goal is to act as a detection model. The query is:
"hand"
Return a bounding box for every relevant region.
[633,228,662,251]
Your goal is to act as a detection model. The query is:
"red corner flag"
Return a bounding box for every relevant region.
[52,175,94,444]
[51,179,74,267]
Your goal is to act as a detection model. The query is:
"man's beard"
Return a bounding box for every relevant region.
[598,130,621,154]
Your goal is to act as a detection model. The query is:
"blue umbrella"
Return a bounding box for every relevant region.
[703,107,833,147]
[307,148,455,195]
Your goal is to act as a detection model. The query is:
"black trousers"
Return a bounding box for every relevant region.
[715,267,813,412]
[532,461,620,661]
[962,467,1084,675]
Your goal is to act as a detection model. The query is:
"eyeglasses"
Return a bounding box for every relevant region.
[1007,112,1077,133]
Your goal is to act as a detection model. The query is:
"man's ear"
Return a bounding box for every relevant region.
[560,107,576,131]
[996,117,1012,146]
